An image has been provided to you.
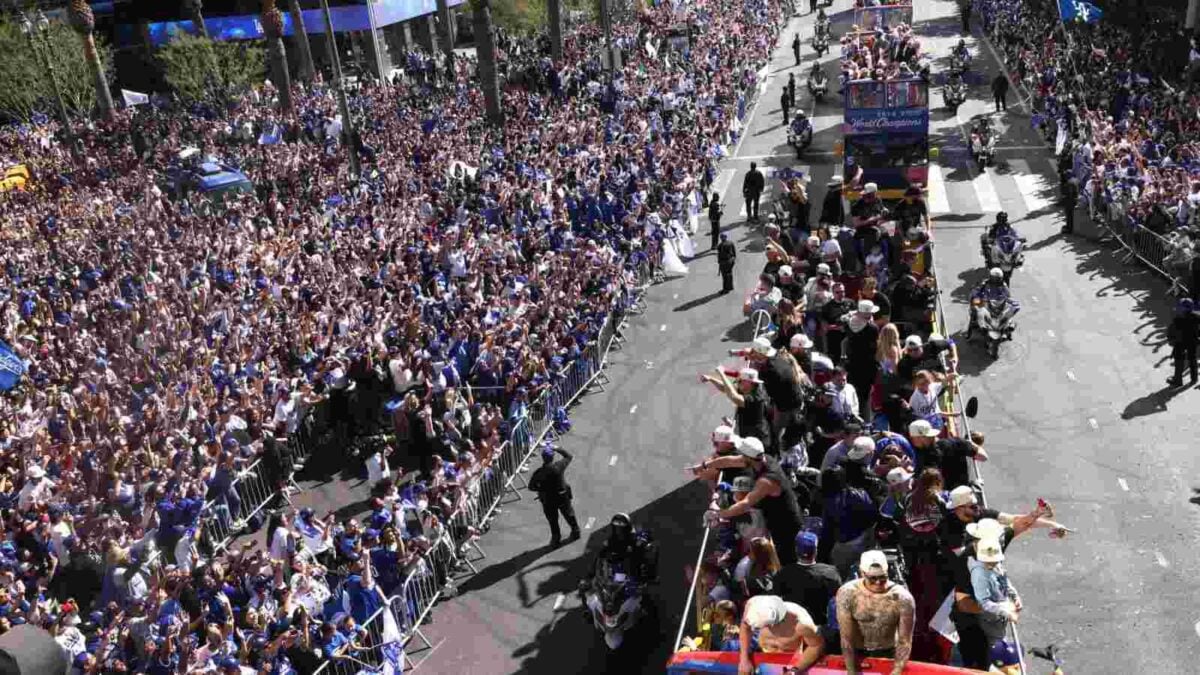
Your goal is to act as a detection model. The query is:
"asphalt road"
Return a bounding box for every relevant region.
[291,1,1200,673]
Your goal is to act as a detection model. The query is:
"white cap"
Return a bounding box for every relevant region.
[778,265,794,278]
[738,367,762,384]
[790,333,814,350]
[743,595,788,629]
[859,549,888,573]
[908,419,940,438]
[857,299,879,315]
[886,467,912,486]
[904,334,923,348]
[26,466,45,480]
[975,537,1005,563]
[950,485,979,509]
[751,337,777,357]
[807,235,821,245]
[989,267,1003,279]
[848,436,875,461]
[863,182,879,194]
[816,263,832,275]
[966,518,1005,540]
[712,425,736,444]
[737,436,766,459]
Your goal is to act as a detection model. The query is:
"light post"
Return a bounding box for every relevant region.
[319,0,361,179]
[19,9,71,136]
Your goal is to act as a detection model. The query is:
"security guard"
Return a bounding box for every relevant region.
[528,441,581,547]
[717,233,738,293]
[1167,298,1199,387]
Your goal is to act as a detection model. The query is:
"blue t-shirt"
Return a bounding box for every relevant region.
[321,632,349,659]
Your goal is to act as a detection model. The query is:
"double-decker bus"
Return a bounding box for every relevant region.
[842,76,930,200]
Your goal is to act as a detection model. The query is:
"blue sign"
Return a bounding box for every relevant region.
[1059,0,1102,24]
[0,341,26,392]
[844,107,929,134]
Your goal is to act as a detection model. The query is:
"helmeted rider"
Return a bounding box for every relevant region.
[809,61,828,89]
[816,8,830,38]
[968,268,1020,337]
[980,211,1023,262]
[586,513,658,587]
[952,38,969,62]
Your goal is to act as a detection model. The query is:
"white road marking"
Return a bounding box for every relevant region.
[995,145,1049,152]
[1066,370,1077,382]
[713,169,737,204]
[1087,418,1098,430]
[927,163,951,214]
[1046,329,1056,338]
[972,169,1003,214]
[673,294,679,299]
[584,516,596,529]
[732,75,772,158]
[1194,621,1200,639]
[1031,295,1039,302]
[1009,158,1052,213]
[1118,478,1130,492]
[660,324,667,332]
[609,455,619,466]
[553,593,566,610]
[736,150,840,160]
[1154,551,1169,568]
[629,405,638,414]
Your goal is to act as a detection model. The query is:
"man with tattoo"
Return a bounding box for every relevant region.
[737,595,825,675]
[834,551,915,675]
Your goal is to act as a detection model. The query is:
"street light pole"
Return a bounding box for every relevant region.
[20,10,71,137]
[319,0,361,179]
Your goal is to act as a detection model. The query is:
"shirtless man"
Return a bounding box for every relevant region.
[738,595,825,675]
[835,551,915,675]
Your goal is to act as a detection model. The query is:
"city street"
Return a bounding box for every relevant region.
[402,1,1200,673]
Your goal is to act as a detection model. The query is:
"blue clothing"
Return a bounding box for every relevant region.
[321,632,349,659]
[968,558,1014,621]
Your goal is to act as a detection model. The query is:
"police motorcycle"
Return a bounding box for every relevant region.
[967,269,1020,358]
[579,514,657,650]
[807,62,829,102]
[943,71,967,113]
[970,117,996,170]
[979,211,1025,283]
[787,112,814,157]
[812,12,831,57]
[949,40,971,76]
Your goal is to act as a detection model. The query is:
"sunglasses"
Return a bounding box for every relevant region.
[864,574,889,585]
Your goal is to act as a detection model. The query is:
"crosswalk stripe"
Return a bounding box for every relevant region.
[1008,158,1052,214]
[927,163,951,214]
[972,168,1002,214]
[714,169,736,203]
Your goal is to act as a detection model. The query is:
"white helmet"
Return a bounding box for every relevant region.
[989,268,1003,279]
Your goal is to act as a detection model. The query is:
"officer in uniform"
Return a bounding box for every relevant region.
[528,441,581,547]
[709,191,725,250]
[718,233,738,293]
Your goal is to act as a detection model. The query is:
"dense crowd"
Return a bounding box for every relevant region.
[980,0,1200,287]
[0,0,789,670]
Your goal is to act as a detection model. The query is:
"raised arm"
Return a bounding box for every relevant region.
[891,591,915,675]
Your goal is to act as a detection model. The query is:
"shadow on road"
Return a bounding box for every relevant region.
[456,543,558,597]
[508,480,711,675]
[1120,385,1188,420]
[675,291,728,313]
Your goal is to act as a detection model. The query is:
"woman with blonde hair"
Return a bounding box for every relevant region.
[876,323,902,374]
[736,536,783,599]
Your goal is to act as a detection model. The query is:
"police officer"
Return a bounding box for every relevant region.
[718,233,737,293]
[1061,177,1079,235]
[709,192,725,250]
[1167,298,1199,388]
[528,441,581,547]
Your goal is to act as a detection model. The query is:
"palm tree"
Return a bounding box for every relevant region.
[287,0,315,82]
[182,0,209,39]
[471,0,503,124]
[547,0,563,62]
[68,0,114,119]
[261,0,293,110]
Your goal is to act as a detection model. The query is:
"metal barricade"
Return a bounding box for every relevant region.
[311,603,393,675]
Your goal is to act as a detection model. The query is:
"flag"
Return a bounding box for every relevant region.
[379,607,405,675]
[258,123,282,145]
[929,591,959,643]
[0,341,26,392]
[121,89,150,107]
[1059,0,1102,24]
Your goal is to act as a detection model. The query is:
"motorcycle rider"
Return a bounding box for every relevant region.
[945,70,965,106]
[585,513,658,588]
[967,268,1020,339]
[951,39,970,70]
[808,62,828,96]
[979,211,1022,265]
[815,8,830,39]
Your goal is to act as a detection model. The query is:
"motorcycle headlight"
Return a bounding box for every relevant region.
[604,614,620,628]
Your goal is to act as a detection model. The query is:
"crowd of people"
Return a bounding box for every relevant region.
[0,0,793,670]
[978,0,1200,292]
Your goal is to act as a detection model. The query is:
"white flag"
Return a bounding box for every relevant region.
[929,591,959,644]
[380,607,406,675]
[121,89,149,107]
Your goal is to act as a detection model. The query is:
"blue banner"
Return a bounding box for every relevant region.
[1059,0,1102,24]
[0,341,26,392]
[844,107,929,134]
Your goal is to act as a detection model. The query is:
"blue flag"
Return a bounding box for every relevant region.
[1059,0,1102,24]
[0,341,26,392]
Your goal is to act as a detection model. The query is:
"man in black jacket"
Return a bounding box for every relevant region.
[772,532,842,624]
[1061,176,1079,234]
[743,162,766,222]
[718,233,738,293]
[709,192,725,250]
[529,442,581,547]
[1167,298,1199,387]
[991,72,1009,112]
[793,33,802,66]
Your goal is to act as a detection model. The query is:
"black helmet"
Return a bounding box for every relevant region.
[610,513,633,534]
[996,211,1009,224]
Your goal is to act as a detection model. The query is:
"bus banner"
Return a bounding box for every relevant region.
[844,107,930,133]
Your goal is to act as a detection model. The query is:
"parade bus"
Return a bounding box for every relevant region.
[666,652,988,674]
[852,1,914,33]
[842,76,930,200]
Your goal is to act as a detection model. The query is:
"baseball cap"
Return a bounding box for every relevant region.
[908,419,940,438]
[863,182,879,194]
[816,263,832,275]
[859,549,888,574]
[904,334,923,349]
[732,476,756,493]
[712,425,736,444]
[743,595,788,629]
[736,436,766,459]
[541,443,556,461]
[904,186,922,197]
[751,337,777,357]
[975,537,1005,563]
[949,485,978,509]
[847,436,875,461]
[857,299,879,315]
[790,333,814,350]
[26,466,44,480]
[886,467,912,486]
[778,265,794,277]
[989,267,1003,279]
[738,367,763,384]
[794,531,818,559]
[966,518,1005,540]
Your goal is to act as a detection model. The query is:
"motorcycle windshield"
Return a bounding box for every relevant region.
[996,237,1018,253]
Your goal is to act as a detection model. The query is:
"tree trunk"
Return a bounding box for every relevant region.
[261,1,293,110]
[288,0,315,82]
[185,0,209,39]
[436,0,455,64]
[547,0,563,63]
[69,0,114,119]
[471,0,503,125]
